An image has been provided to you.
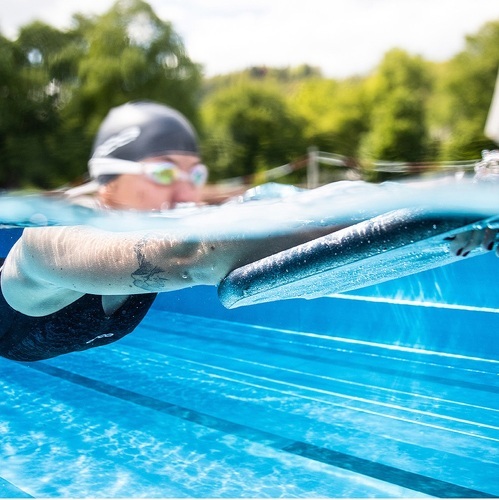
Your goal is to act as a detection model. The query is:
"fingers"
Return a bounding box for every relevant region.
[448,228,498,257]
[482,228,497,252]
[449,230,482,257]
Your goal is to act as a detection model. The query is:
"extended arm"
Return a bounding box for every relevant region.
[1,224,334,317]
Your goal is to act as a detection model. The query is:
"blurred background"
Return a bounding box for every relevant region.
[1,0,499,192]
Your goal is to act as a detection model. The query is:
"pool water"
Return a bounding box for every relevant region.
[1,247,498,497]
[1,178,499,498]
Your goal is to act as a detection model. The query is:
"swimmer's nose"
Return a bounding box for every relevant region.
[170,181,201,208]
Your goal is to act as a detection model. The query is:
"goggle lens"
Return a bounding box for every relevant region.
[190,164,209,186]
[145,162,208,187]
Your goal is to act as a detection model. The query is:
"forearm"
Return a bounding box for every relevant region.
[0,226,195,315]
[1,224,336,317]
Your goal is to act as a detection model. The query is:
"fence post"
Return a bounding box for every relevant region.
[307,146,319,189]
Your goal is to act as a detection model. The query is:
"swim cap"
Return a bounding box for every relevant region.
[90,101,199,163]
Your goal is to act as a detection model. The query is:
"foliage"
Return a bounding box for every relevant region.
[429,20,499,160]
[201,82,306,182]
[359,49,432,169]
[72,0,202,136]
[0,0,202,189]
[288,77,369,156]
[0,3,498,189]
[0,27,68,188]
[201,64,322,97]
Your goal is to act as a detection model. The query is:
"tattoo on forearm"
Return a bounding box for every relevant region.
[132,236,169,291]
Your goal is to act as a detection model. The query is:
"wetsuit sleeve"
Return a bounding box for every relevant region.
[0,261,157,361]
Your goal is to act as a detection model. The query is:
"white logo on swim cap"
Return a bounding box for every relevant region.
[93,126,141,158]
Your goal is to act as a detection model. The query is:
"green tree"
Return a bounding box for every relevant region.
[0,34,24,187]
[429,20,499,160]
[0,0,202,189]
[201,82,306,182]
[289,77,369,156]
[359,49,432,169]
[72,0,202,138]
[0,23,76,189]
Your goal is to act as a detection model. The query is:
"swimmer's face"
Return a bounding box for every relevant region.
[99,154,204,210]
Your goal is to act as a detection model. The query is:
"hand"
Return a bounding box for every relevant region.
[448,228,498,257]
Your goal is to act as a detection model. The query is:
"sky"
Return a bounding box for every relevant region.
[1,0,499,78]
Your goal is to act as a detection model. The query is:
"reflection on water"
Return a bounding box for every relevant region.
[1,178,499,238]
[3,177,499,311]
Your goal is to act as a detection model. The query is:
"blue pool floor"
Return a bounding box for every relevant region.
[0,295,498,498]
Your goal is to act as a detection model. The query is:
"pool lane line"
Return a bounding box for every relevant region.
[116,333,499,442]
[331,292,499,315]
[126,328,499,411]
[26,361,496,499]
[136,321,499,395]
[0,475,33,498]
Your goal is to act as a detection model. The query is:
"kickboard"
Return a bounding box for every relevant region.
[218,208,497,309]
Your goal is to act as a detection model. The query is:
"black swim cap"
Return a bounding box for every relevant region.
[90,101,199,162]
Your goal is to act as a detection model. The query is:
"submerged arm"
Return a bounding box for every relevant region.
[1,224,333,317]
[449,228,498,257]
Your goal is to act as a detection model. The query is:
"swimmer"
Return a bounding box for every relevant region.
[0,101,334,361]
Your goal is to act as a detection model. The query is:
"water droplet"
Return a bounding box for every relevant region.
[29,213,48,226]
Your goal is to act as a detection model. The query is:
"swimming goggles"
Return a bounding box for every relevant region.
[88,157,208,187]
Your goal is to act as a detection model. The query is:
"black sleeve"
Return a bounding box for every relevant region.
[0,262,157,362]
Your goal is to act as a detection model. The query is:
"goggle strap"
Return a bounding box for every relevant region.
[88,158,143,178]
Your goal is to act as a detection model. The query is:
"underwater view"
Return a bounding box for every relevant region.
[1,168,499,497]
